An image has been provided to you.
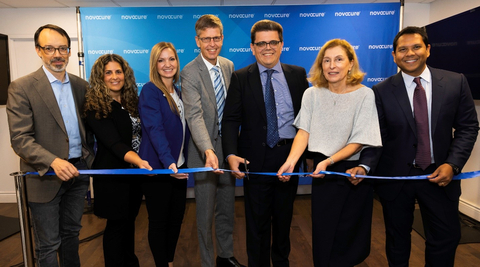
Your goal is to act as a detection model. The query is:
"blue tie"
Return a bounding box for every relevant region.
[212,66,225,133]
[265,69,279,148]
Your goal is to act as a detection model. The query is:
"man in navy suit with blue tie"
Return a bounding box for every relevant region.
[370,26,478,266]
[222,20,309,267]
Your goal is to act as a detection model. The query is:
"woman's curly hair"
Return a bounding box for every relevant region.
[84,54,139,119]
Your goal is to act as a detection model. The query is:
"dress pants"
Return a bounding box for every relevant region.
[244,142,298,267]
[379,164,461,267]
[142,173,188,266]
[194,137,236,267]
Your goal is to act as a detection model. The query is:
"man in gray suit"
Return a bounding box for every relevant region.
[181,15,244,267]
[7,24,94,267]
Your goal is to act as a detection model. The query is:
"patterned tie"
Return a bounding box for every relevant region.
[212,66,225,134]
[265,69,280,148]
[413,77,431,170]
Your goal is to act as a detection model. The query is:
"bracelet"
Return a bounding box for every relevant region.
[328,157,334,165]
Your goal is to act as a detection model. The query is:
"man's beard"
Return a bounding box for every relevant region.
[46,57,68,72]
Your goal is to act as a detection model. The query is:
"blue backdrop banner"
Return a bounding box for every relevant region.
[81,3,400,89]
[80,3,400,186]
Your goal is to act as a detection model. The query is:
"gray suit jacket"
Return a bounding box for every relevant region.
[181,55,234,167]
[7,67,95,203]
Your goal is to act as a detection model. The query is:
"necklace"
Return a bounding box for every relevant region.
[328,87,348,106]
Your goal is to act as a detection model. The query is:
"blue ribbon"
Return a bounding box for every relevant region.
[26,167,213,176]
[24,168,480,180]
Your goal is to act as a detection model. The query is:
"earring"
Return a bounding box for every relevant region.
[348,70,351,75]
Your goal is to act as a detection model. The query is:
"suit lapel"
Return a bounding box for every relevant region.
[33,68,67,135]
[391,72,417,137]
[218,57,231,91]
[70,76,87,144]
[429,67,444,135]
[195,55,217,114]
[282,63,301,114]
[248,63,267,122]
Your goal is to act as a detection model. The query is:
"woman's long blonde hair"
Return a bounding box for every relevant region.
[149,42,180,115]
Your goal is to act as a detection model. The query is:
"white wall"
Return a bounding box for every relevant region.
[429,0,480,24]
[1,1,480,207]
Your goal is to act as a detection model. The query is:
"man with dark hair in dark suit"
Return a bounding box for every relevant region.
[222,19,309,267]
[370,26,478,266]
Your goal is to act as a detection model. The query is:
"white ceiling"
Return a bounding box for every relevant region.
[0,0,436,9]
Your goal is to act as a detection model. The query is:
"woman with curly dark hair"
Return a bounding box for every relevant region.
[84,53,151,267]
[138,42,190,267]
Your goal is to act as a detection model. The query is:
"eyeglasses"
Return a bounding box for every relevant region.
[37,45,70,55]
[253,40,281,48]
[198,36,222,43]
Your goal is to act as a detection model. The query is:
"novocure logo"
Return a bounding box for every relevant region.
[299,13,325,18]
[370,10,396,16]
[84,15,111,20]
[121,15,148,20]
[229,48,251,53]
[157,15,183,19]
[368,44,393,49]
[299,46,322,51]
[229,14,255,19]
[264,13,290,18]
[367,77,386,82]
[88,50,114,54]
[123,49,149,54]
[335,11,361,17]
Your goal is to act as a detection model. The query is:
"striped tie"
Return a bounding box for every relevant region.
[212,66,225,134]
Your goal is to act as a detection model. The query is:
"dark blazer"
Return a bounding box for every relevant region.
[222,62,309,171]
[138,82,190,169]
[86,100,139,219]
[7,67,95,203]
[372,66,478,201]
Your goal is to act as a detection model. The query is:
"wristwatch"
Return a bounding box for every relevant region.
[446,162,460,175]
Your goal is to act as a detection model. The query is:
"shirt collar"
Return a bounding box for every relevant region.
[42,65,70,84]
[200,54,220,71]
[257,61,282,74]
[401,66,431,86]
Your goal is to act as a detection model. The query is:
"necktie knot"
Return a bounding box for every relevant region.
[414,77,423,88]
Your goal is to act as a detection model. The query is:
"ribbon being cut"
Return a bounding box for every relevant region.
[25,167,480,180]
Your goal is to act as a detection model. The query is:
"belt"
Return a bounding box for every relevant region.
[68,157,81,164]
[275,139,294,147]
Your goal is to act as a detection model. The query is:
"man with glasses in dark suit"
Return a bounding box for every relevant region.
[222,20,309,267]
